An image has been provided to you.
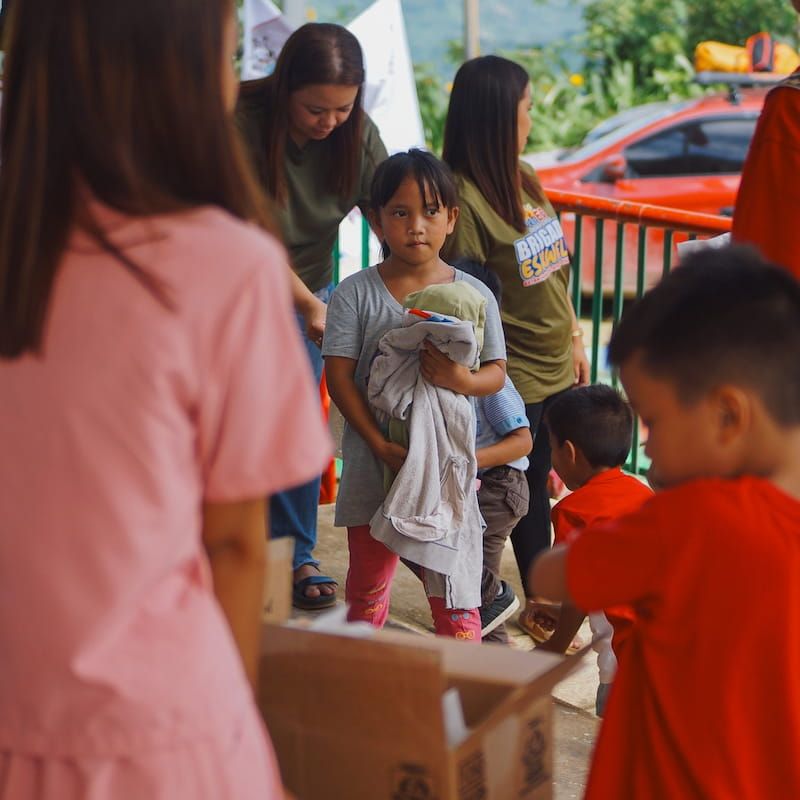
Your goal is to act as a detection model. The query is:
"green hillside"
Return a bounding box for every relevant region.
[307,0,585,79]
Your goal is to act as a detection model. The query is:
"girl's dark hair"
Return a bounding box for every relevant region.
[369,148,458,258]
[442,55,544,231]
[370,149,458,259]
[239,23,365,205]
[370,149,458,213]
[0,0,275,359]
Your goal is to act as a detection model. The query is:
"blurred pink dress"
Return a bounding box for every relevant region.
[0,205,331,798]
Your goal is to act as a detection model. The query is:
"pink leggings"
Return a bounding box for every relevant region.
[345,525,481,641]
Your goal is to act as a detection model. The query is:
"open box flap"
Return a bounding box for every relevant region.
[260,624,449,748]
[375,629,584,686]
[461,643,593,740]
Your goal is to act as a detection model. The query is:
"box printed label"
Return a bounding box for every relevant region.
[391,763,437,800]
[519,714,549,796]
[513,205,570,287]
[457,750,488,800]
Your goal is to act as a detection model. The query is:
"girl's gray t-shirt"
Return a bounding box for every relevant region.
[322,266,507,527]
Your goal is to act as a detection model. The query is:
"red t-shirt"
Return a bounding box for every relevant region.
[733,73,800,280]
[552,468,653,654]
[567,476,800,799]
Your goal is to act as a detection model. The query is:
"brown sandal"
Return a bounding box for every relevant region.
[518,602,584,654]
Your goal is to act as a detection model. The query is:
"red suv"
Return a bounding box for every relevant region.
[533,89,766,293]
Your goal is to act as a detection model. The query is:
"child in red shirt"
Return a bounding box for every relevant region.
[531,246,800,799]
[534,385,652,716]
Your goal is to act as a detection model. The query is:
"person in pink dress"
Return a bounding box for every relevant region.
[0,1,331,798]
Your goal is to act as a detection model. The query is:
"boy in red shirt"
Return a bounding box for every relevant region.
[531,246,800,799]
[534,385,652,716]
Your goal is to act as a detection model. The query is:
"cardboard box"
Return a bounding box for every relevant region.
[259,623,585,800]
[262,537,294,625]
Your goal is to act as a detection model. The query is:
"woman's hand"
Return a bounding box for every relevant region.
[288,269,327,347]
[373,440,408,473]
[301,295,327,347]
[572,337,590,386]
[419,341,471,393]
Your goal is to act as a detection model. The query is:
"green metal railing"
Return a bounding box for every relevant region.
[332,216,373,286]
[547,188,732,474]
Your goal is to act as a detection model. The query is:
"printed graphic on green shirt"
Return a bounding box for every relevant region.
[513,205,570,287]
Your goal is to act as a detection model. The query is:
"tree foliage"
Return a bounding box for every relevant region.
[415,0,800,152]
[585,0,798,92]
[686,0,798,52]
[414,62,450,155]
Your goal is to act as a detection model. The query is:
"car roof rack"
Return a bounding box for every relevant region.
[695,71,785,105]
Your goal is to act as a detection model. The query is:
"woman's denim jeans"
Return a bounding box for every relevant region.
[269,284,333,571]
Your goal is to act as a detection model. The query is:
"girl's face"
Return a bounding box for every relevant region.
[221,8,239,113]
[516,84,533,154]
[288,83,360,146]
[373,176,458,268]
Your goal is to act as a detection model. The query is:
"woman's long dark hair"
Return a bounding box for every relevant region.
[0,0,11,41]
[442,55,543,231]
[0,0,275,358]
[238,23,365,205]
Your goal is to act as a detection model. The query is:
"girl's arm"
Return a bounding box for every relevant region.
[419,342,506,397]
[476,427,533,470]
[325,356,407,473]
[202,498,268,691]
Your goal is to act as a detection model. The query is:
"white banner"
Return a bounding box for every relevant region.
[239,0,425,280]
[241,0,294,80]
[348,0,425,153]
[240,0,424,152]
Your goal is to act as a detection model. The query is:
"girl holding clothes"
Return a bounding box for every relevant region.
[441,56,590,637]
[323,150,506,639]
[0,0,330,797]
[237,23,388,610]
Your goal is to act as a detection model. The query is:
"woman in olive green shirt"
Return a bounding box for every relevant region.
[237,23,387,609]
[441,55,589,634]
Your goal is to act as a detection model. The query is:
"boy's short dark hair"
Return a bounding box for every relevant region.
[546,385,634,468]
[608,245,800,426]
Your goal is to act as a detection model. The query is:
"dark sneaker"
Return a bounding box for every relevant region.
[480,580,520,637]
[596,682,612,717]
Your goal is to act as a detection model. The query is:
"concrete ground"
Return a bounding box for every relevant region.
[292,504,601,798]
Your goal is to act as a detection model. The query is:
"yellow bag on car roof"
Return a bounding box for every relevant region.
[694,35,800,75]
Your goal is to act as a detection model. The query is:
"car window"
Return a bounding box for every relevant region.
[623,127,688,177]
[581,101,677,144]
[684,118,757,174]
[559,101,693,164]
[622,116,758,178]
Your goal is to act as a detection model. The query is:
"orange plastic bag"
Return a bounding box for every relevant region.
[694,36,800,74]
[319,372,337,504]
